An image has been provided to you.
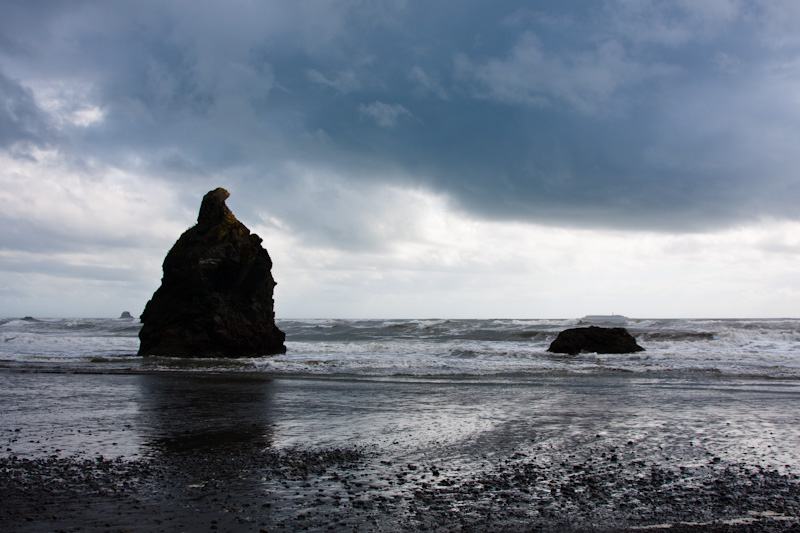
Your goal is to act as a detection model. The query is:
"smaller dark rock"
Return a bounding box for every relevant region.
[548,326,644,355]
[119,311,134,319]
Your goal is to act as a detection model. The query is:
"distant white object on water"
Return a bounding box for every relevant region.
[580,314,628,326]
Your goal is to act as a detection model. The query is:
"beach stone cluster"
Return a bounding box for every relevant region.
[548,326,645,355]
[138,187,286,357]
[3,442,800,531]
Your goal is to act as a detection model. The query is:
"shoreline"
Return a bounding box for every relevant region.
[2,369,800,531]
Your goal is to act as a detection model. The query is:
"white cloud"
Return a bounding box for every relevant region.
[0,149,193,316]
[1,150,798,318]
[0,149,189,246]
[253,162,436,251]
[307,68,362,93]
[358,101,412,128]
[26,79,106,129]
[607,0,741,46]
[252,179,800,318]
[408,66,448,100]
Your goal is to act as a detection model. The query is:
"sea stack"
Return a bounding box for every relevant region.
[138,187,286,357]
[548,326,644,356]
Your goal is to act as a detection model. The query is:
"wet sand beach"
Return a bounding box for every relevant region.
[2,368,800,531]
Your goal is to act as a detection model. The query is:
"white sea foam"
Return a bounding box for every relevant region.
[0,317,798,378]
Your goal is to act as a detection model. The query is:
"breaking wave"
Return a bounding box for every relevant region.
[1,317,799,379]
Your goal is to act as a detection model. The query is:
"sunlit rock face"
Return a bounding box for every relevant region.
[548,326,644,355]
[138,188,286,357]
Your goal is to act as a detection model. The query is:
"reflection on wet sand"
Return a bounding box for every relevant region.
[135,373,276,455]
[4,371,800,532]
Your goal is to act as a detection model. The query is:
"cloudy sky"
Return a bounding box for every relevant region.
[2,0,799,319]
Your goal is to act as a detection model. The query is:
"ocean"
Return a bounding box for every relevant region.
[1,316,799,378]
[3,316,800,530]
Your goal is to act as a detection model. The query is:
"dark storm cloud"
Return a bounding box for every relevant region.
[0,70,54,153]
[2,0,800,237]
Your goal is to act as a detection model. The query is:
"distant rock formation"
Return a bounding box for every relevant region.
[119,311,134,319]
[138,188,286,357]
[548,326,644,355]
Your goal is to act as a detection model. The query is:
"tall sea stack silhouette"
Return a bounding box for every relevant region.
[138,188,286,357]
